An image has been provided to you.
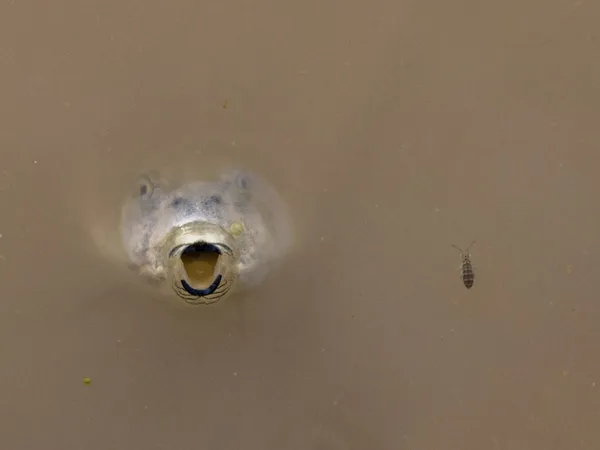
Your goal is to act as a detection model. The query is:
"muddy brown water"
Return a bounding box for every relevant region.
[1,1,600,449]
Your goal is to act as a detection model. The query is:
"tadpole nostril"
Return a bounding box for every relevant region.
[171,197,194,209]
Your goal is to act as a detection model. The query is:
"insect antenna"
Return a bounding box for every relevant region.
[451,240,476,255]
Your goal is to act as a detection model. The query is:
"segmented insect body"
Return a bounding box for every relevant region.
[452,241,476,289]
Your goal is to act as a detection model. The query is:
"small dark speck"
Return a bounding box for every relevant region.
[140,185,148,196]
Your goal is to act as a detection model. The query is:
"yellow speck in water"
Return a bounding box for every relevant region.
[566,264,573,274]
[83,377,91,385]
[222,100,229,109]
[230,221,244,236]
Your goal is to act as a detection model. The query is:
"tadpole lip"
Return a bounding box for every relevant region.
[180,274,223,297]
[169,242,222,258]
[181,242,222,256]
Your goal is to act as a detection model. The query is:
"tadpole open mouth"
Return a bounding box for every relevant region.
[178,242,223,296]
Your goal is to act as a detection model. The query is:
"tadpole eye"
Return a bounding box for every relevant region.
[137,177,154,198]
[209,195,222,205]
[235,173,250,190]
